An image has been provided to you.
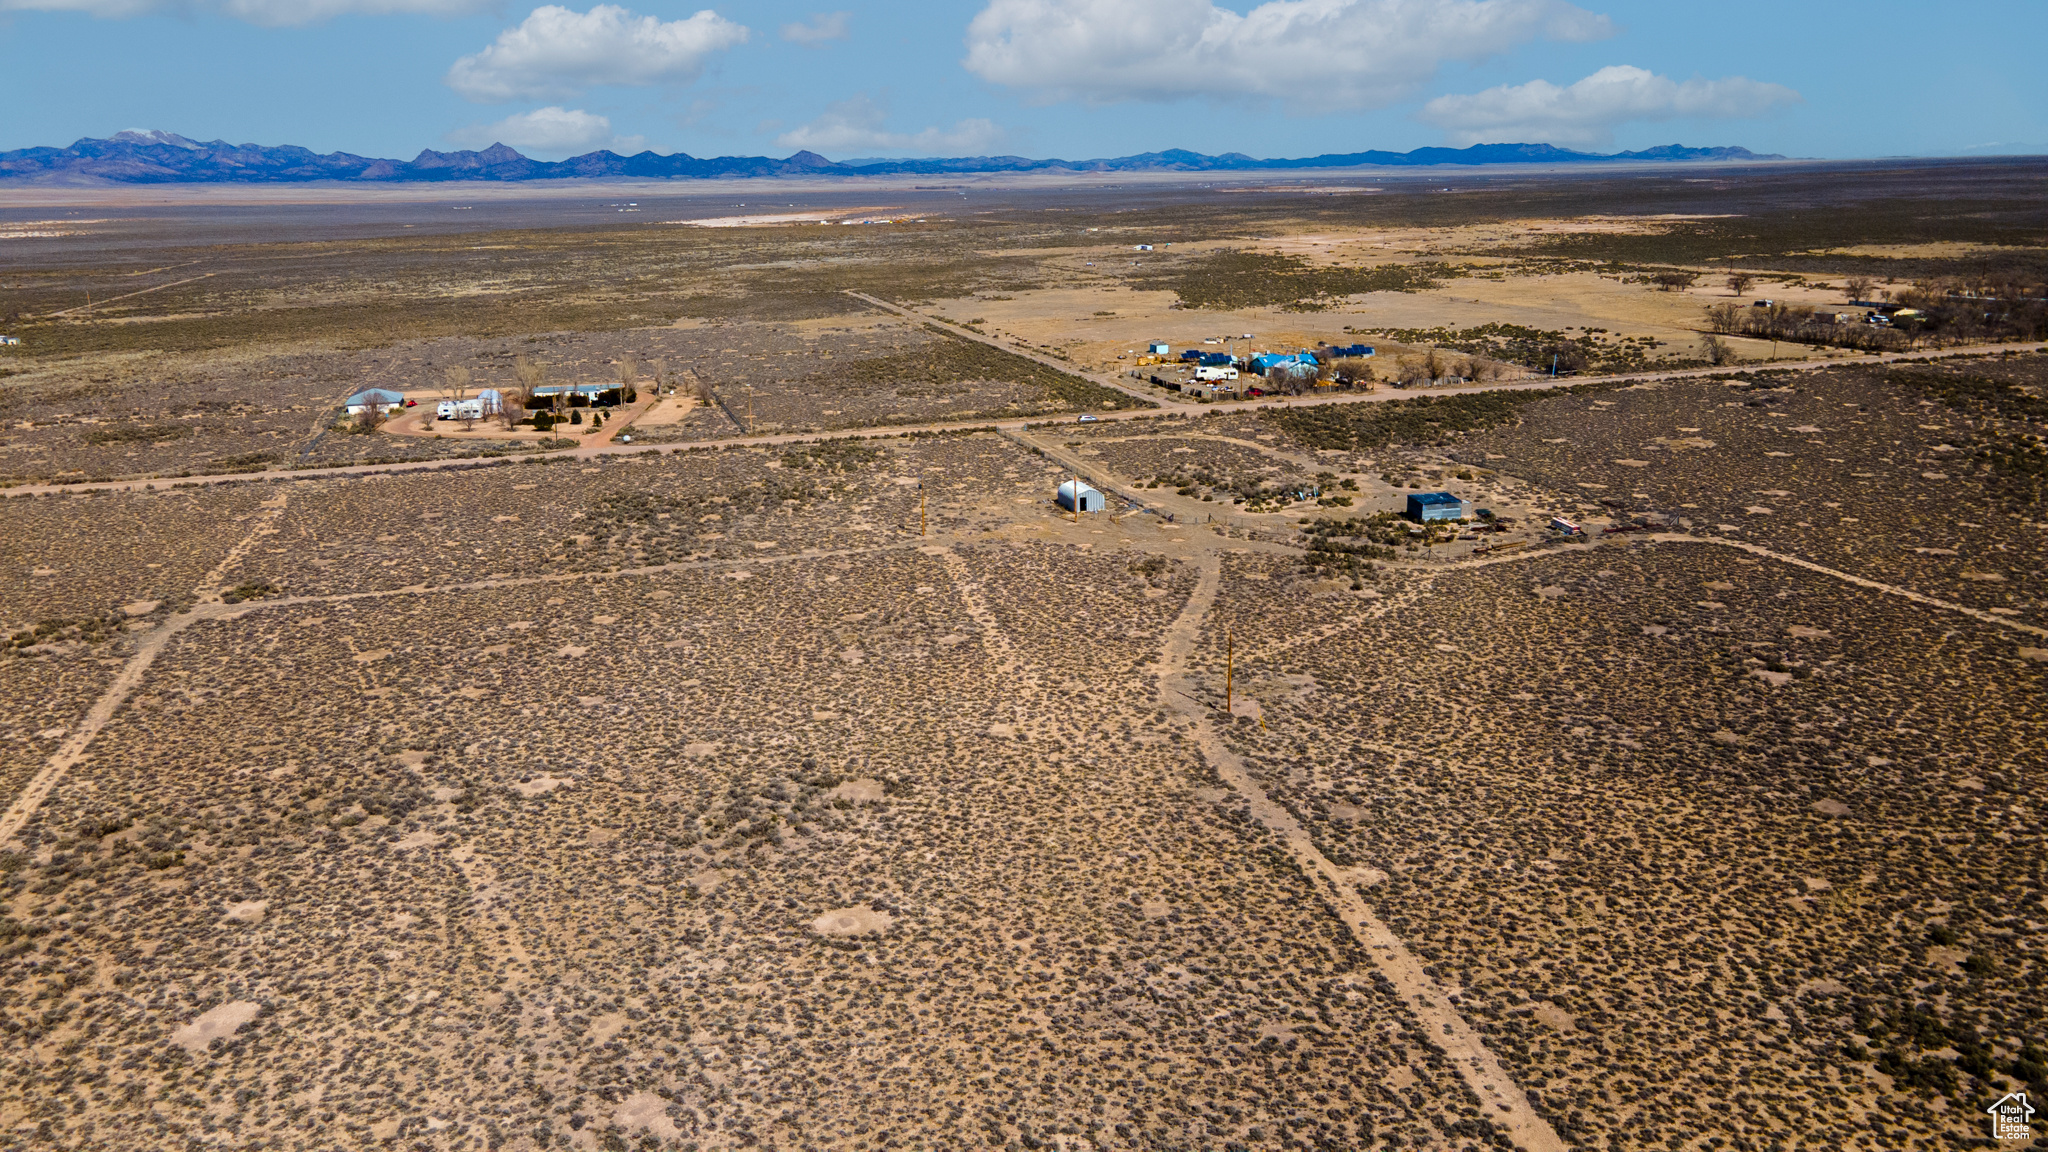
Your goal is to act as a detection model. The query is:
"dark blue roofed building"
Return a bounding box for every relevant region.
[1406,491,1464,522]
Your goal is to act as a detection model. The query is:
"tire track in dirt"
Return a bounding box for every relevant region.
[1153,549,1566,1152]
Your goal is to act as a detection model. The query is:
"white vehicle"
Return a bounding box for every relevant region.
[437,398,487,421]
[1077,414,1101,423]
[1193,365,1240,382]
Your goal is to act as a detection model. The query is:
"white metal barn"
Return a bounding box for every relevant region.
[1057,480,1105,513]
[343,388,405,415]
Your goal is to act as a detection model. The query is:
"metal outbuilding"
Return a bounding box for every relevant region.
[1406,491,1464,522]
[1147,341,1171,355]
[343,388,405,415]
[1057,480,1105,513]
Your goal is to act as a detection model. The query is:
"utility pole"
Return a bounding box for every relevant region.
[1225,624,1233,715]
[1072,474,1080,524]
[920,481,926,537]
[746,384,754,435]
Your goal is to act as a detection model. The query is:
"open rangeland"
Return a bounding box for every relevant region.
[1,160,2045,1152]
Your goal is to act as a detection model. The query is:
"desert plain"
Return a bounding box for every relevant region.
[0,158,2045,1152]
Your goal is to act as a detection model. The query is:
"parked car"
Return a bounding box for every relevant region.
[1077,414,1100,423]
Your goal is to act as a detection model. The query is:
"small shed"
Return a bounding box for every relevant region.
[1147,341,1171,355]
[344,388,405,415]
[1407,491,1464,522]
[1057,480,1105,513]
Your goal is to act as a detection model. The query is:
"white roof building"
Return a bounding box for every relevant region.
[1057,480,1104,513]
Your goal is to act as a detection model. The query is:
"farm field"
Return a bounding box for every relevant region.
[2,159,2045,1152]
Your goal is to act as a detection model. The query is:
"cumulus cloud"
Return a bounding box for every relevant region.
[962,0,1611,112]
[0,0,489,22]
[781,10,849,46]
[774,95,1005,156]
[447,4,749,103]
[445,106,645,155]
[1420,64,1802,149]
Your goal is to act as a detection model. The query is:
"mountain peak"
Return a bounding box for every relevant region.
[109,129,204,150]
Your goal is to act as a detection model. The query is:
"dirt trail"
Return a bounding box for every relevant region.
[194,488,291,602]
[7,338,2041,498]
[929,545,1027,680]
[4,495,302,846]
[0,610,208,849]
[1153,549,1567,1152]
[43,271,215,318]
[844,290,1163,409]
[1652,533,2048,639]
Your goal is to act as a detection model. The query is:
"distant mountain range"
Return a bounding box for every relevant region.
[0,130,1786,185]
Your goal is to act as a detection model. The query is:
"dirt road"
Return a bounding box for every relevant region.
[7,331,2040,498]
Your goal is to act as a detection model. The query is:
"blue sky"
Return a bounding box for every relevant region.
[1,0,2042,162]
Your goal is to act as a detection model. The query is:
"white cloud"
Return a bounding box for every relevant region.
[1420,64,1802,149]
[445,106,645,156]
[0,0,159,15]
[781,10,849,46]
[774,95,1005,156]
[0,0,490,23]
[962,0,1611,112]
[447,4,749,103]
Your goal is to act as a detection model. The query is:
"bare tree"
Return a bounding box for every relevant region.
[1330,357,1375,390]
[1727,272,1755,297]
[1699,335,1737,366]
[617,353,641,403]
[513,354,545,411]
[444,365,472,400]
[1651,270,1701,292]
[1423,348,1445,384]
[1844,274,1875,303]
[1705,303,1743,334]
